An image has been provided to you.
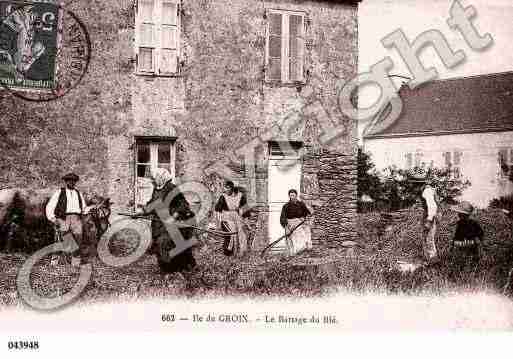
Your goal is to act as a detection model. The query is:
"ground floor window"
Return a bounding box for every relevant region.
[443,150,462,179]
[405,150,423,169]
[498,147,513,180]
[134,137,176,207]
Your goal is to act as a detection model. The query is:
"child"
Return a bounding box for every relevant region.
[449,201,484,271]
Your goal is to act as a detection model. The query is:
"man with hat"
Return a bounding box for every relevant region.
[409,168,440,265]
[45,172,90,265]
[449,201,484,271]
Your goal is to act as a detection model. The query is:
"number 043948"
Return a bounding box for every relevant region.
[7,341,39,350]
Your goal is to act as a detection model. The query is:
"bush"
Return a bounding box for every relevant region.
[357,147,471,212]
[377,165,471,210]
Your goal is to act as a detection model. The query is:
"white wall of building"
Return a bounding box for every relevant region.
[363,131,513,208]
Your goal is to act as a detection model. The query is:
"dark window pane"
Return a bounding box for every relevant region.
[269,58,281,80]
[289,15,302,37]
[137,143,150,163]
[289,34,298,58]
[158,143,171,164]
[269,35,281,58]
[269,13,282,35]
[137,164,151,178]
[289,59,298,81]
[269,141,302,156]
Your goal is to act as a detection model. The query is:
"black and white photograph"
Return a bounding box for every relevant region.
[0,0,512,355]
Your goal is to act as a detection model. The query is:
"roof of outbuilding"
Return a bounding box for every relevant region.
[363,71,513,139]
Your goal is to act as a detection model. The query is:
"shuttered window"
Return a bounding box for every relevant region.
[414,151,423,168]
[498,147,513,180]
[444,151,463,179]
[405,153,413,169]
[135,0,180,76]
[265,9,306,84]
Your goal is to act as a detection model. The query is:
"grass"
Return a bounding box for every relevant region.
[0,204,512,308]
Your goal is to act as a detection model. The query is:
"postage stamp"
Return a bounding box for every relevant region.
[0,0,90,101]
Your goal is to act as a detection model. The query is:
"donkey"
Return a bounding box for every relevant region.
[0,188,112,254]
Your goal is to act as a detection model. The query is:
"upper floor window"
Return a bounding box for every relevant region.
[498,147,513,180]
[443,150,462,179]
[135,0,180,76]
[265,9,306,84]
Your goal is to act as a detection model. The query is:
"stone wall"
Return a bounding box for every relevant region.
[0,0,134,195]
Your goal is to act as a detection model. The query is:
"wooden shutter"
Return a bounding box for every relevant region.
[267,12,282,81]
[137,0,156,73]
[288,14,304,82]
[158,0,179,75]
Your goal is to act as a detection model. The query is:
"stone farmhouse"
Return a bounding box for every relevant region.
[0,0,360,251]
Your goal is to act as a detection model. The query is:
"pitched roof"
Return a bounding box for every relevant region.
[363,71,513,139]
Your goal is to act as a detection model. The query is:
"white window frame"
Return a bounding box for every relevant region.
[134,138,177,207]
[265,8,306,84]
[135,0,181,76]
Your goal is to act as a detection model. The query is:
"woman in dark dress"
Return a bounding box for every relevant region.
[280,189,312,255]
[142,168,196,273]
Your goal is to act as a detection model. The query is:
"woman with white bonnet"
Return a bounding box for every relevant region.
[141,167,197,273]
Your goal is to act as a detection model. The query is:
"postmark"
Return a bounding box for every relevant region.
[0,0,90,101]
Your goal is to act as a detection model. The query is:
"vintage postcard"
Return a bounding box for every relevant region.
[0,0,512,356]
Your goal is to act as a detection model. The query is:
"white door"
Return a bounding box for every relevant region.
[268,156,302,251]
